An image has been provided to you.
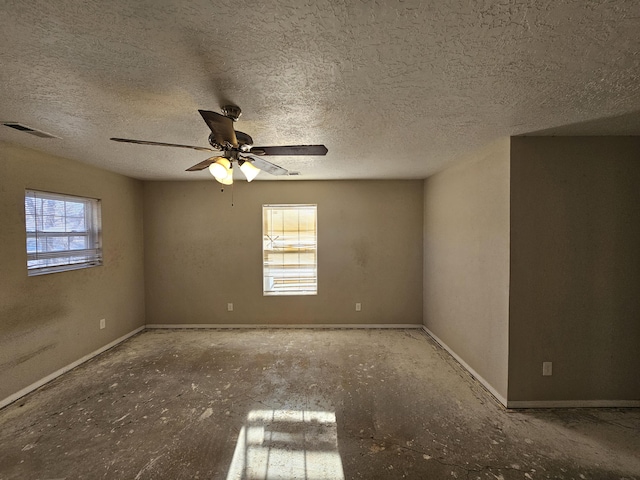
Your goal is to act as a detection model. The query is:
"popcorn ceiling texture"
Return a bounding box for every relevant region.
[0,0,639,180]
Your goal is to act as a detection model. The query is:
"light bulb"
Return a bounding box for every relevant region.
[239,160,261,182]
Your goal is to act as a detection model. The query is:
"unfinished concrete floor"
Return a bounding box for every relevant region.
[0,329,638,480]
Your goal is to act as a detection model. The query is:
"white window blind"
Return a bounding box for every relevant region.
[25,190,102,276]
[263,204,317,296]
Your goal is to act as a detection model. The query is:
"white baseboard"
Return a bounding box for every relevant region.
[8,324,633,411]
[422,326,508,407]
[145,323,424,330]
[0,323,424,410]
[507,400,640,409]
[0,326,145,410]
[421,327,639,409]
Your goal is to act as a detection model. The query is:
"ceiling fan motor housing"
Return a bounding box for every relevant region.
[208,131,253,151]
[236,131,254,150]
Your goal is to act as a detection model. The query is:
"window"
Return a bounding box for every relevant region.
[263,204,317,296]
[25,190,102,276]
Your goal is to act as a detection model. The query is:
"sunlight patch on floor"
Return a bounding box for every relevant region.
[226,409,345,480]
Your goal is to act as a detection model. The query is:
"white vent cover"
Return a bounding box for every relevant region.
[2,122,58,138]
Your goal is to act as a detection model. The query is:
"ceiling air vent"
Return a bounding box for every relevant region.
[2,122,58,139]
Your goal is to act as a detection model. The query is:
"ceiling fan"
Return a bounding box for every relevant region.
[110,105,328,184]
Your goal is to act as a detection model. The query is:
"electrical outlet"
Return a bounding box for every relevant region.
[542,362,552,376]
[227,303,234,312]
[355,303,362,312]
[99,318,106,330]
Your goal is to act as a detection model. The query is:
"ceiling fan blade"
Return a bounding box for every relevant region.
[242,153,290,176]
[249,145,328,156]
[110,137,215,152]
[198,110,238,148]
[185,157,220,172]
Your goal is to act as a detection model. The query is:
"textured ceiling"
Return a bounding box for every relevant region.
[1,0,639,181]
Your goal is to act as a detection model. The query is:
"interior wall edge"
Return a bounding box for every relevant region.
[0,326,144,411]
[145,323,424,329]
[507,400,640,409]
[422,326,508,408]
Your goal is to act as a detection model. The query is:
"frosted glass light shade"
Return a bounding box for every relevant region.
[219,169,233,185]
[240,161,261,182]
[209,162,227,178]
[209,158,232,184]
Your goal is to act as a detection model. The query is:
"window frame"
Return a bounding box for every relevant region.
[25,189,103,276]
[262,204,318,297]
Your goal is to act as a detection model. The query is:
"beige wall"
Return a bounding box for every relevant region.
[7,135,635,407]
[143,180,423,325]
[509,137,640,402]
[423,139,511,403]
[0,143,145,402]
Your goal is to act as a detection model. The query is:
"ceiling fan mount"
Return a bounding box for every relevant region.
[110,104,328,184]
[221,104,242,122]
